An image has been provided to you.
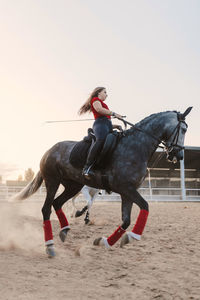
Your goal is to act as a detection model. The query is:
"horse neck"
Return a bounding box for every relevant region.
[140,111,175,139]
[127,111,176,158]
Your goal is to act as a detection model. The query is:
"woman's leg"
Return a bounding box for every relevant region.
[83,118,112,178]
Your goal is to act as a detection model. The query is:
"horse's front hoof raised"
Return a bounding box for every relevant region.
[59,228,70,243]
[120,233,130,248]
[46,245,56,258]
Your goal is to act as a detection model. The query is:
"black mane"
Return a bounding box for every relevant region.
[124,110,177,135]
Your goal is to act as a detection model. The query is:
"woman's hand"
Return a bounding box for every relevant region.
[112,124,123,131]
[113,113,124,119]
[116,125,123,131]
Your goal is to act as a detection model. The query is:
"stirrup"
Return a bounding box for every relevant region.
[82,165,93,179]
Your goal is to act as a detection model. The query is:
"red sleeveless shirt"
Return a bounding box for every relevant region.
[91,97,111,120]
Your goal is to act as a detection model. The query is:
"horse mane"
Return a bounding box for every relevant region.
[124,110,177,134]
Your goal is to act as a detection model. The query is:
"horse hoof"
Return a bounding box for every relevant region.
[75,210,83,218]
[93,237,102,246]
[93,237,111,249]
[120,233,129,248]
[59,228,70,243]
[84,218,90,224]
[46,245,56,258]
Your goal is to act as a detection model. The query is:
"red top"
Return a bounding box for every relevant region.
[91,97,111,120]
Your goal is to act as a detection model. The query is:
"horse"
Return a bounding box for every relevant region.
[14,107,192,257]
[71,185,102,224]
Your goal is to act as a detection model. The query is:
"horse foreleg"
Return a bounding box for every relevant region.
[120,191,149,247]
[93,197,133,248]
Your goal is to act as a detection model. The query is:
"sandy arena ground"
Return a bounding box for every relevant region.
[0,198,200,300]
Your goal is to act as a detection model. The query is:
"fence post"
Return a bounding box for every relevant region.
[180,151,186,201]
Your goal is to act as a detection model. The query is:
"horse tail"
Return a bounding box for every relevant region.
[12,171,43,201]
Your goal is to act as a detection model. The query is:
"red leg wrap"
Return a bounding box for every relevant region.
[56,209,69,229]
[107,226,126,246]
[43,220,53,242]
[132,209,149,235]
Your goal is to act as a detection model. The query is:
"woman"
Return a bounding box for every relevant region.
[78,87,124,179]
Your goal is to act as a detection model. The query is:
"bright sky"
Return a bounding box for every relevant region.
[0,0,199,181]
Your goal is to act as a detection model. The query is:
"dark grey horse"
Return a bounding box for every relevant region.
[15,108,192,257]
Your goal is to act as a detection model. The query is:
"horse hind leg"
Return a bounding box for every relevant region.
[41,179,60,257]
[52,181,83,243]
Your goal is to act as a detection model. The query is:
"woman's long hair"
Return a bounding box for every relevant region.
[78,87,105,115]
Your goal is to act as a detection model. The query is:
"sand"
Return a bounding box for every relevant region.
[0,199,200,300]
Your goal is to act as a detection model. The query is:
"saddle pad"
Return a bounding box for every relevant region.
[69,133,94,169]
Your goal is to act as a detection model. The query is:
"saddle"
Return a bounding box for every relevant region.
[69,128,120,169]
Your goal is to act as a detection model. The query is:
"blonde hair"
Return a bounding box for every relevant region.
[78,87,105,115]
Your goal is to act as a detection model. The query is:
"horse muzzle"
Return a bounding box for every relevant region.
[167,149,184,163]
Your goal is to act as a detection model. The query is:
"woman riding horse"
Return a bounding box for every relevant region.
[13,103,192,256]
[79,87,123,179]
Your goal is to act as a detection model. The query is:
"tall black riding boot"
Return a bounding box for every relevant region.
[83,140,104,179]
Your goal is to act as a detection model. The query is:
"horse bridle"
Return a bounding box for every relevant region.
[164,114,187,153]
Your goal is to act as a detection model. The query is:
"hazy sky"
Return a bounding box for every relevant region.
[0,0,199,181]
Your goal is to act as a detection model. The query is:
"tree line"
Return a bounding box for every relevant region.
[0,168,35,183]
[17,168,35,182]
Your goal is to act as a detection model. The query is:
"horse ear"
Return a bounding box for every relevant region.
[180,106,193,120]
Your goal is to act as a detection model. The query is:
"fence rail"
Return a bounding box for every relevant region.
[0,185,199,202]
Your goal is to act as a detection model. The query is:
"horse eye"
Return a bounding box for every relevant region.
[182,128,187,133]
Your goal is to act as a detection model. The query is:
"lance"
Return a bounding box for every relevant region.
[44,118,94,124]
[44,116,126,124]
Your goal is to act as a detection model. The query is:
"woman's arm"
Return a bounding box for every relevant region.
[93,101,112,116]
[93,101,123,119]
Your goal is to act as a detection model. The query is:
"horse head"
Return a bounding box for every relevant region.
[165,107,192,163]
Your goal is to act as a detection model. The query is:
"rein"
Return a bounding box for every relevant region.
[116,117,167,148]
